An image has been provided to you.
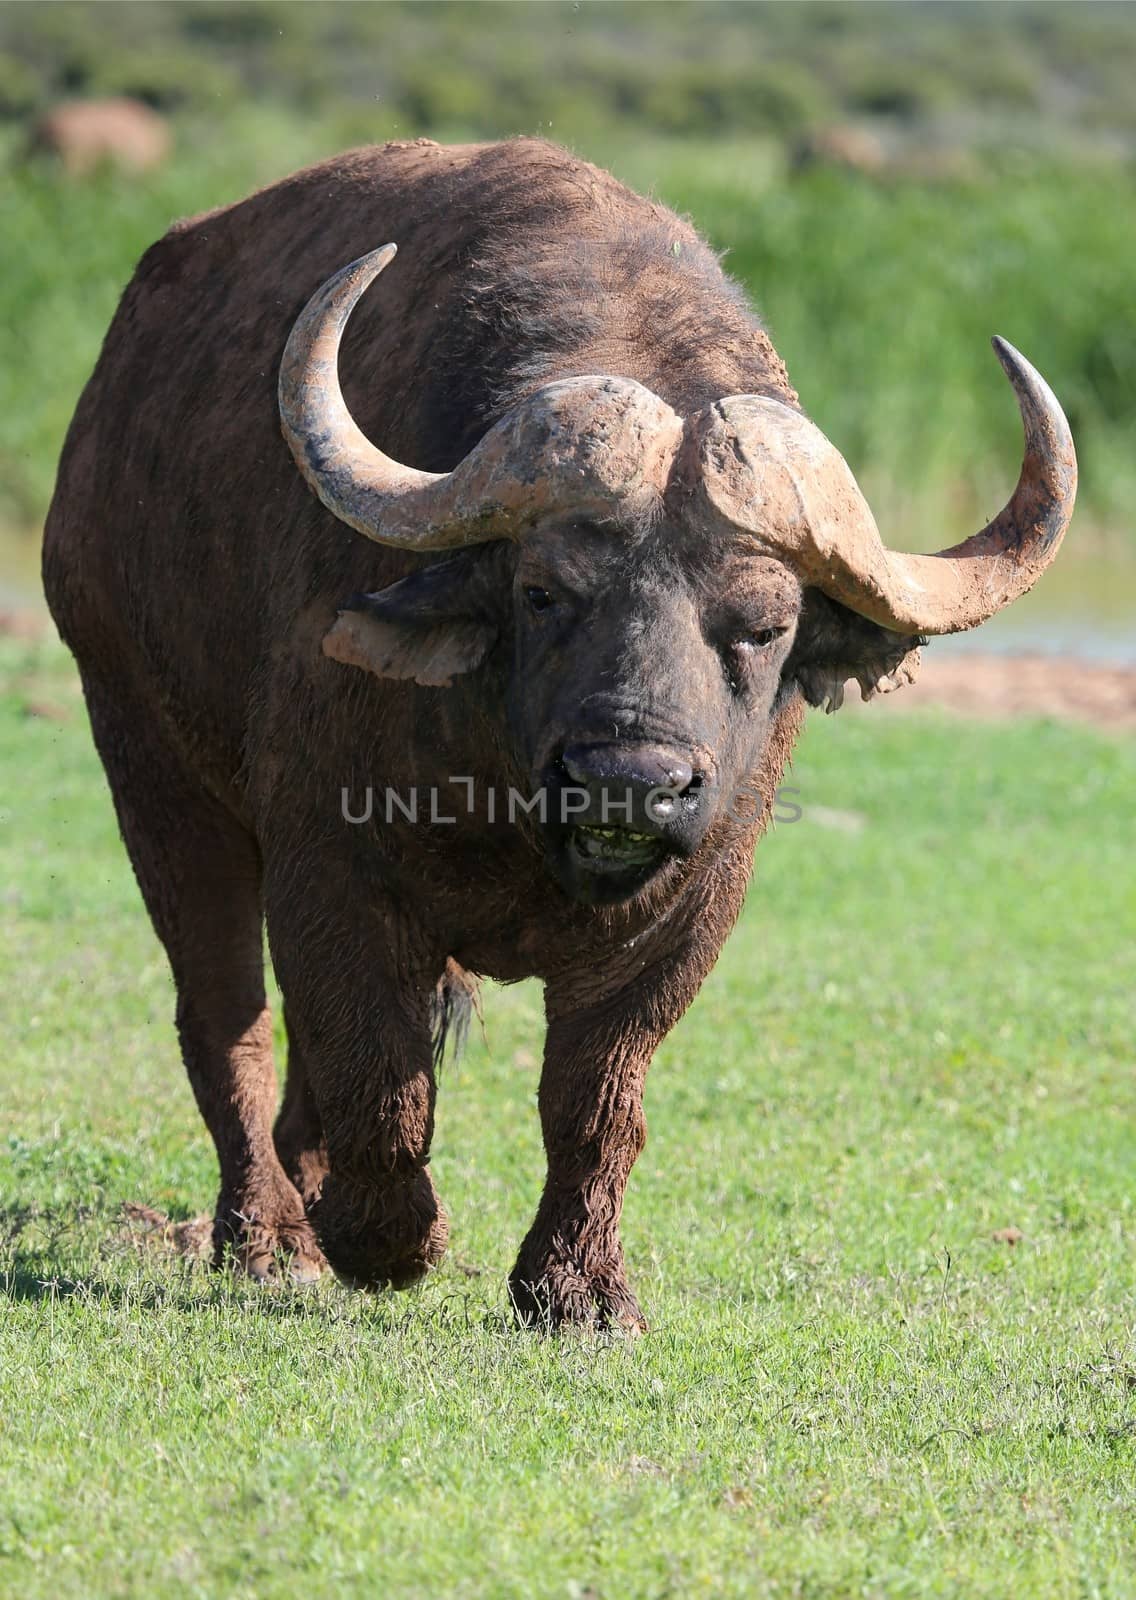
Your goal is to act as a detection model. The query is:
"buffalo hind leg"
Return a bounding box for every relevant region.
[83,678,324,1282]
[274,1011,329,1210]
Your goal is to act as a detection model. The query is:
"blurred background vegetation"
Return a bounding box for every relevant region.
[1,1,1133,642]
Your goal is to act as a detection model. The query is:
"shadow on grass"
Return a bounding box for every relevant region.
[0,1202,511,1332]
[0,1254,341,1318]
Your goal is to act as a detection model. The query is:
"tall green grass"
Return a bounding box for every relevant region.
[2,116,1133,557]
[4,2,1136,145]
[624,143,1136,545]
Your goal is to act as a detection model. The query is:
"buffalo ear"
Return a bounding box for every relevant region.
[323,612,496,687]
[322,550,501,688]
[787,591,924,714]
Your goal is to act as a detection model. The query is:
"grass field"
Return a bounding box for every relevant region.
[2,635,1134,1597]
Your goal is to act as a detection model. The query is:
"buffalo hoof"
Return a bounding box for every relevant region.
[213,1197,327,1285]
[314,1170,449,1291]
[509,1260,647,1334]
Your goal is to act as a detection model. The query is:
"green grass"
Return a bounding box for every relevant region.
[2,636,1134,1597]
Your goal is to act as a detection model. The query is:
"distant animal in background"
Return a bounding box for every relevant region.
[27,97,171,176]
[790,123,887,177]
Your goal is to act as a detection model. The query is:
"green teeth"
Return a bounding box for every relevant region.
[572,824,663,868]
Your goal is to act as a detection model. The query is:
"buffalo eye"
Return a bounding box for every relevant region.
[723,625,789,694]
[738,626,787,650]
[524,585,555,614]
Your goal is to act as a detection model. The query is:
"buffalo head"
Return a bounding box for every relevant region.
[280,246,1077,904]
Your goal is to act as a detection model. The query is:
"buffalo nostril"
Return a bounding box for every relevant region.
[561,743,695,794]
[661,758,694,794]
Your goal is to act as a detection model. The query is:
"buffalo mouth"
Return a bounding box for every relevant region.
[554,823,673,905]
[569,824,668,873]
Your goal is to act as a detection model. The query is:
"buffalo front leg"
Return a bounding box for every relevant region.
[510,997,652,1331]
[510,864,752,1331]
[264,872,448,1291]
[278,987,446,1289]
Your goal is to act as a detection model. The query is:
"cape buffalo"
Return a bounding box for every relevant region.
[43,138,1075,1328]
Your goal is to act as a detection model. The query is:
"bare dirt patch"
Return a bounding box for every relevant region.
[857,653,1136,735]
[120,1202,212,1260]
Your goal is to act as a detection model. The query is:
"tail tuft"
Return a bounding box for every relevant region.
[430,960,480,1071]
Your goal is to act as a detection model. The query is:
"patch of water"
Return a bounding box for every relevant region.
[934,556,1136,664]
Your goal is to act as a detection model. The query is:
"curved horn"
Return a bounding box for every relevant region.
[697,337,1076,635]
[279,246,683,549]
